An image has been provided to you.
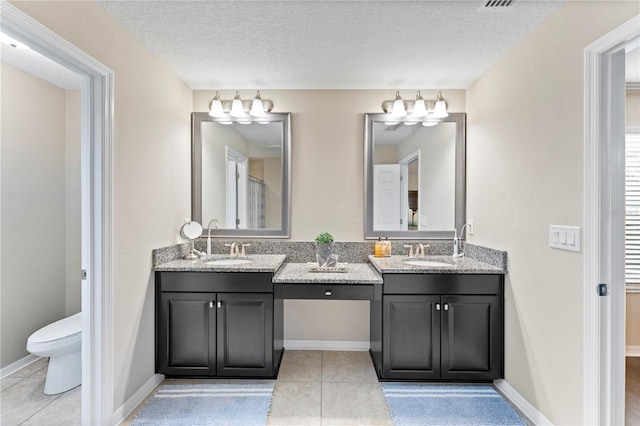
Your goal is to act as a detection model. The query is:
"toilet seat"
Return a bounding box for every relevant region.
[28,312,81,344]
[27,312,81,357]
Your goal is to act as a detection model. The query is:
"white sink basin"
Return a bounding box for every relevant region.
[205,259,253,266]
[404,260,454,268]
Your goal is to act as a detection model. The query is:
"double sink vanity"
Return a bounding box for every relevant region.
[158,107,504,383]
[154,246,506,383]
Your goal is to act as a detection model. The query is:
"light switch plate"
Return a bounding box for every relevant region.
[549,225,581,252]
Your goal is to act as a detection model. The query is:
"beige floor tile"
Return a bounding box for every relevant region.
[8,358,48,379]
[267,381,321,425]
[276,350,322,382]
[0,377,59,426]
[322,351,378,383]
[0,377,22,392]
[22,385,81,426]
[321,382,393,426]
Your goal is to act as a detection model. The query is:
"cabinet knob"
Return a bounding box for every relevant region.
[435,303,441,311]
[444,303,449,311]
[217,301,222,308]
[324,290,332,296]
[209,301,213,308]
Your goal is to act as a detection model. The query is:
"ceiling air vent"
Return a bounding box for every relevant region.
[484,0,515,7]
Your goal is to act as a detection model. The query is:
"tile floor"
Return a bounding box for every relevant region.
[0,358,81,426]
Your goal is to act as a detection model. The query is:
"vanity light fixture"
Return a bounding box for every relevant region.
[381,90,449,123]
[208,90,274,119]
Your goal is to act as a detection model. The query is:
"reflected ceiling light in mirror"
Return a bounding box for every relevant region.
[431,91,449,118]
[207,90,274,119]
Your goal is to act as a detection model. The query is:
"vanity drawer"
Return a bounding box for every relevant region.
[157,271,273,293]
[383,274,502,295]
[278,284,374,300]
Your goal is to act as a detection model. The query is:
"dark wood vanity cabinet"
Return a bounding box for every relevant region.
[373,273,504,382]
[155,272,282,378]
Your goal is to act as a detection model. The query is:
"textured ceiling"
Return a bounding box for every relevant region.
[98,0,565,90]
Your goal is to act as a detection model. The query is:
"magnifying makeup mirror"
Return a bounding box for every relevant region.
[180,220,203,260]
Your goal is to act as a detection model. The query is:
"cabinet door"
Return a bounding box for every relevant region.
[440,295,502,381]
[157,292,216,376]
[382,295,440,380]
[217,293,274,377]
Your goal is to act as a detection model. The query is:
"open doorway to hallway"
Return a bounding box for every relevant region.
[624,43,640,426]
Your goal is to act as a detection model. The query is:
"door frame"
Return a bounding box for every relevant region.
[584,14,640,425]
[399,150,420,231]
[0,3,114,424]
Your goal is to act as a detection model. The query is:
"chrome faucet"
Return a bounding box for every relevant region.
[416,243,430,257]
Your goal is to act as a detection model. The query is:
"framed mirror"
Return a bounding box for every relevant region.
[192,112,291,238]
[364,113,465,239]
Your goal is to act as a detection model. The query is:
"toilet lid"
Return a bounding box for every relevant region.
[29,312,82,343]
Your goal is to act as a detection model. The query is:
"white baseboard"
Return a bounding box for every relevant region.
[113,373,164,425]
[494,379,553,426]
[626,345,640,357]
[284,340,369,351]
[0,354,42,380]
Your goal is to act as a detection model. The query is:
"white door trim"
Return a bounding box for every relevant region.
[584,14,640,425]
[0,3,114,424]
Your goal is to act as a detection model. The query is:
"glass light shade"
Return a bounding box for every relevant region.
[389,91,407,118]
[411,92,428,118]
[208,91,225,117]
[249,91,266,117]
[422,121,438,127]
[229,91,246,118]
[250,98,265,117]
[431,91,448,118]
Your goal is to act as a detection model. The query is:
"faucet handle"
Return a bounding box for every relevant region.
[240,244,251,257]
[404,245,414,258]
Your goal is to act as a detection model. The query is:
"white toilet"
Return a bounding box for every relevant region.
[27,312,82,395]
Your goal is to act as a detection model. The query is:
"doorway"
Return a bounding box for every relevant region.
[0,3,113,424]
[584,14,640,426]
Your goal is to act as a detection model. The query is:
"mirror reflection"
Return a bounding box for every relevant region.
[364,113,465,239]
[192,112,291,238]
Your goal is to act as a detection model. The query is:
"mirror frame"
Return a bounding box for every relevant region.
[364,112,466,239]
[191,112,292,238]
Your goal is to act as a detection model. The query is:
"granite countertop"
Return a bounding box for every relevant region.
[273,263,383,284]
[368,255,506,274]
[154,254,287,273]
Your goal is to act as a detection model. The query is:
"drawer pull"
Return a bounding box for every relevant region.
[324,290,332,296]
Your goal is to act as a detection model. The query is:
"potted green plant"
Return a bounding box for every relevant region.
[315,232,337,267]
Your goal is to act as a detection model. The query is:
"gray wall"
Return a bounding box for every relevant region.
[1,62,80,368]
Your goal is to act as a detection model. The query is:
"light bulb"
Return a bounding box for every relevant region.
[208,91,225,117]
[229,91,246,118]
